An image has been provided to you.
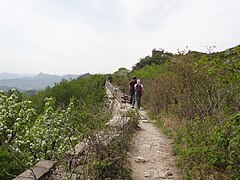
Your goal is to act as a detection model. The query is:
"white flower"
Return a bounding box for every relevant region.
[42,140,46,146]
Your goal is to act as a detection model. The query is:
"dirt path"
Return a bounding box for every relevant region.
[129,110,180,179]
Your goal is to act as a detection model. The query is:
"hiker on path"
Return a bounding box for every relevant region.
[129,76,137,108]
[107,75,112,83]
[134,79,144,109]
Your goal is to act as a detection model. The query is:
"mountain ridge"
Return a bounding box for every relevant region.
[0,72,35,80]
[0,72,90,91]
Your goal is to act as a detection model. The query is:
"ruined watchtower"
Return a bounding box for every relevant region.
[152,48,164,56]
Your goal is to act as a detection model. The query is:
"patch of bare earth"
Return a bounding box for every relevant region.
[128,110,180,179]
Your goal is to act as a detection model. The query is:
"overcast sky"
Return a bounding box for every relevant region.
[0,0,239,75]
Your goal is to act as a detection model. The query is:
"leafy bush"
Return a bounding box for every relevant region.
[211,113,240,179]
[0,146,26,179]
[0,74,110,178]
[31,74,106,114]
[114,45,240,178]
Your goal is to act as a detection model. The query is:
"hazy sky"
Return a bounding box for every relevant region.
[0,0,239,75]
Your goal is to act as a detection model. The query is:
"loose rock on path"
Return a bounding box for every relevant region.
[129,110,180,179]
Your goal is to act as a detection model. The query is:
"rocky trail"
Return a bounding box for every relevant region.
[128,110,180,179]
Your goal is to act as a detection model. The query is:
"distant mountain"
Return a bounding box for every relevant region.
[0,73,90,91]
[62,74,80,79]
[0,85,18,92]
[0,72,35,80]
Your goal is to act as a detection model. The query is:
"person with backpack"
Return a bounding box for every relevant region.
[129,76,137,108]
[134,79,144,109]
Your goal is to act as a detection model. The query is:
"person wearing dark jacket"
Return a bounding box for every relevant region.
[129,76,137,108]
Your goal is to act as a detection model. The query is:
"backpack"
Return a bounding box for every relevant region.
[130,80,136,91]
[135,84,143,95]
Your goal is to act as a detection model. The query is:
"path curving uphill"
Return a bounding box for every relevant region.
[129,110,180,179]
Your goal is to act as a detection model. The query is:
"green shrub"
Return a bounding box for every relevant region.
[114,45,240,178]
[0,74,110,177]
[0,146,26,179]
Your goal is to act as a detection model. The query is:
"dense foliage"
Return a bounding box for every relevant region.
[113,45,240,179]
[0,74,109,179]
[82,110,139,179]
[132,52,172,71]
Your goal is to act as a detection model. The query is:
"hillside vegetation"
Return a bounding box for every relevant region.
[0,74,109,179]
[0,45,239,179]
[113,45,240,179]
